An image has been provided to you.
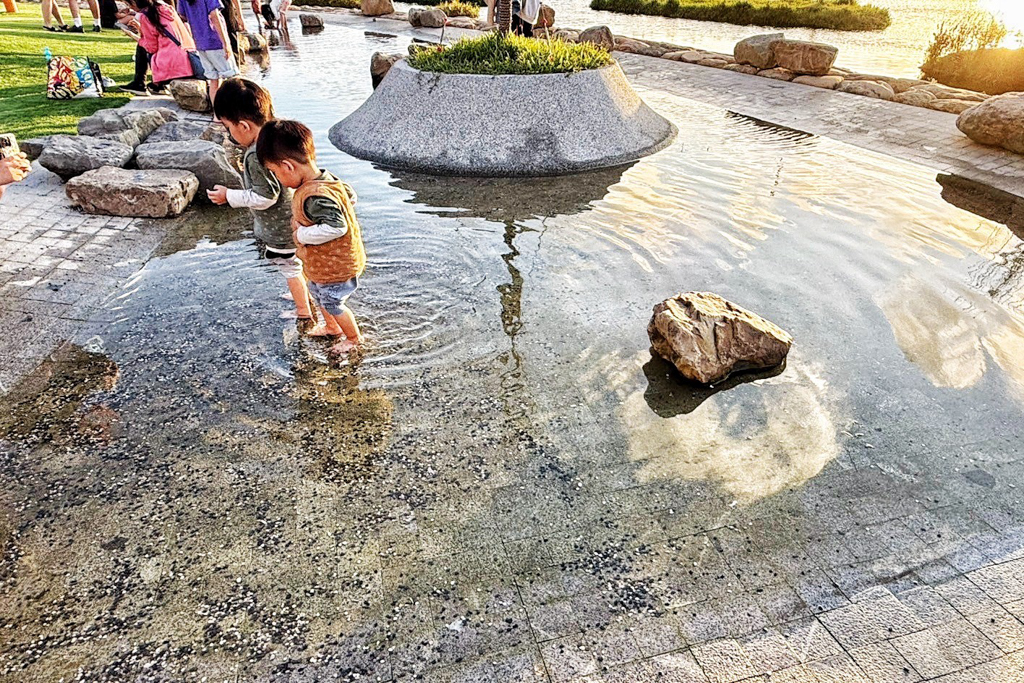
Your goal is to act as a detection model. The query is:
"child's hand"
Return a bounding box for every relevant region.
[207,185,229,205]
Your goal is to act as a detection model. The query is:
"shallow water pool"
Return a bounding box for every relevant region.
[2,24,1024,682]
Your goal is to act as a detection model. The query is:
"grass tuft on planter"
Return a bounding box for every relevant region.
[437,0,481,17]
[588,0,890,31]
[292,0,361,8]
[408,32,613,75]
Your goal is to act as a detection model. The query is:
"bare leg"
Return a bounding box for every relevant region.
[208,78,221,120]
[46,0,67,27]
[328,307,363,354]
[67,0,82,21]
[485,0,495,25]
[87,0,102,25]
[286,276,312,318]
[306,307,343,336]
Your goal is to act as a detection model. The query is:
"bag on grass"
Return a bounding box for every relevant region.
[46,56,104,99]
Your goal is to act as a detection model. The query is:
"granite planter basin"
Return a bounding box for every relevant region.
[329,60,677,176]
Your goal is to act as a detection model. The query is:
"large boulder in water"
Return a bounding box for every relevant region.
[578,25,614,51]
[371,52,402,89]
[135,140,241,194]
[647,292,792,385]
[921,48,1024,96]
[65,166,198,217]
[362,0,394,16]
[409,6,446,27]
[38,135,134,179]
[772,39,838,76]
[957,93,1024,154]
[734,33,783,69]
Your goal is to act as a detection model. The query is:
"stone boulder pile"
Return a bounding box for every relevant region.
[648,292,792,385]
[29,103,249,218]
[135,140,242,193]
[957,93,1024,154]
[542,28,994,118]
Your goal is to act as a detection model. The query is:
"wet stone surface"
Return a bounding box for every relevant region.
[4,19,1024,683]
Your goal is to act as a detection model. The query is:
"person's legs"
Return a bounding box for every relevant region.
[307,307,343,336]
[208,77,221,116]
[275,255,312,319]
[122,43,150,90]
[86,0,102,29]
[327,308,362,354]
[44,0,67,28]
[67,0,83,28]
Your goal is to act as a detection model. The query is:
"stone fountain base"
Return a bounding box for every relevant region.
[329,61,677,177]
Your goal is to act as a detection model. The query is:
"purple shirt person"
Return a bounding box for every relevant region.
[175,0,239,118]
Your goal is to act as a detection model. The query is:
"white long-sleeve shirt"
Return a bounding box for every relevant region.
[225,188,275,211]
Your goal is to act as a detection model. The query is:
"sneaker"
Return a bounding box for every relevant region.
[92,24,102,32]
[147,82,167,95]
[43,25,61,31]
[67,25,84,33]
[120,82,149,95]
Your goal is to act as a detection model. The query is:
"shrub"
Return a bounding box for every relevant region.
[407,31,614,75]
[587,0,891,32]
[437,0,480,17]
[921,47,1024,95]
[923,11,1008,66]
[292,0,361,8]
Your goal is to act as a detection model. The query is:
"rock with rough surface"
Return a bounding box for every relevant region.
[65,166,199,217]
[698,58,730,68]
[928,99,976,114]
[578,25,614,50]
[647,292,792,385]
[21,136,53,160]
[169,79,211,112]
[552,28,579,42]
[664,50,703,64]
[614,38,667,57]
[957,93,1024,154]
[240,31,268,51]
[299,13,323,28]
[893,90,936,107]
[38,135,134,179]
[723,63,759,75]
[135,140,242,193]
[733,33,783,69]
[98,129,143,149]
[409,6,445,27]
[892,77,928,94]
[772,39,837,76]
[147,120,213,144]
[792,74,843,89]
[362,0,394,16]
[371,52,402,89]
[536,3,555,28]
[757,67,795,81]
[78,108,173,142]
[837,80,894,100]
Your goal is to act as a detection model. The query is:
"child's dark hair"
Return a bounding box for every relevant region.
[213,78,274,126]
[256,119,316,166]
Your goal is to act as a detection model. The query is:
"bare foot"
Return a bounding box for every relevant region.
[306,324,342,337]
[328,338,358,355]
[281,291,294,301]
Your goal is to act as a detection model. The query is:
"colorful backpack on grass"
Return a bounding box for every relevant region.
[46,53,104,100]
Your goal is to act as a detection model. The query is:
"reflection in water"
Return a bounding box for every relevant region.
[877,273,1024,394]
[937,173,1024,239]
[642,355,787,417]
[389,164,634,221]
[622,354,838,501]
[0,343,120,446]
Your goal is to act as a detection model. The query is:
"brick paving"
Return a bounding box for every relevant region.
[3,17,1024,683]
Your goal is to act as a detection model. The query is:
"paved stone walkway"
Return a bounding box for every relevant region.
[4,15,1024,683]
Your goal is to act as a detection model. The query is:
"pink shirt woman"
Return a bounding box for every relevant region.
[136,0,195,83]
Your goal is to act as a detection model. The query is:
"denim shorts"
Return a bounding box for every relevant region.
[308,277,358,316]
[196,49,239,80]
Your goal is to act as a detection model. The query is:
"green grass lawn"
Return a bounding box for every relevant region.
[589,0,891,32]
[408,32,613,75]
[0,12,137,141]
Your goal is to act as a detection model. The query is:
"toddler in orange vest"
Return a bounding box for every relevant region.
[257,119,366,355]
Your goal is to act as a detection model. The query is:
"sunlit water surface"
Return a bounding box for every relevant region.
[3,25,1024,682]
